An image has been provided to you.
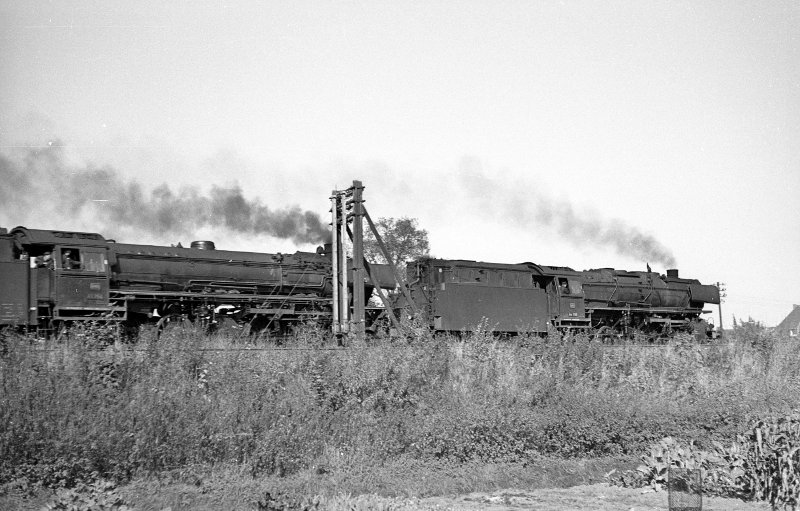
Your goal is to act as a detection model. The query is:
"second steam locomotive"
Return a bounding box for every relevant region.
[400,258,719,337]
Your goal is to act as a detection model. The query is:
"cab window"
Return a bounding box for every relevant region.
[557,277,584,295]
[568,279,583,295]
[81,251,107,273]
[60,248,82,270]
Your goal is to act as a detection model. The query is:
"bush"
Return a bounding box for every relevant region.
[613,436,744,496]
[738,412,800,509]
[613,412,800,509]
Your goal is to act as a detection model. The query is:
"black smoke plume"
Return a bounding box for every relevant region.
[458,158,677,268]
[0,142,330,245]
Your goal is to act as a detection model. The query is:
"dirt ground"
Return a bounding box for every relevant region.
[414,484,772,511]
[0,482,775,510]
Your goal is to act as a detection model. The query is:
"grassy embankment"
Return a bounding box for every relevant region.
[0,321,798,509]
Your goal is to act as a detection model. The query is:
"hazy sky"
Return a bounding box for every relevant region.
[1,1,798,326]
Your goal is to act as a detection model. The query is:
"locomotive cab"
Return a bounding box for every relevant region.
[3,227,122,332]
[51,245,113,317]
[548,274,591,330]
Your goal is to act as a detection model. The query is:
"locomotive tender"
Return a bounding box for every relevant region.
[0,224,720,338]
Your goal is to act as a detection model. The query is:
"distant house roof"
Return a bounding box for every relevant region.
[776,305,800,337]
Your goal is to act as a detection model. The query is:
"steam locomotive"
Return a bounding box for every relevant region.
[400,258,720,337]
[0,225,720,338]
[0,226,394,336]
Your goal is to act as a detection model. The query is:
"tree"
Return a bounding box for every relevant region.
[363,216,430,282]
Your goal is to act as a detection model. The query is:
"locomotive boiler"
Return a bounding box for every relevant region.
[578,267,720,332]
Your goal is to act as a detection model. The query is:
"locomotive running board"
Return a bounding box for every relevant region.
[588,306,708,314]
[53,305,127,322]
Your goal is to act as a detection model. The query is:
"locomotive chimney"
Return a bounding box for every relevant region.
[666,268,679,278]
[190,240,216,250]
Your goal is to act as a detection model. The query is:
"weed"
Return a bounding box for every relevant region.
[1,324,798,509]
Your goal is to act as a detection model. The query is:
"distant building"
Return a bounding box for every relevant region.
[776,305,800,337]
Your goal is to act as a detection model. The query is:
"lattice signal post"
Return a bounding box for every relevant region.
[330,181,410,342]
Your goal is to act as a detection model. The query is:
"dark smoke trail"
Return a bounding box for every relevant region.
[0,142,330,245]
[458,158,677,268]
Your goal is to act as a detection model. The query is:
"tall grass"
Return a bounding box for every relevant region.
[1,322,798,492]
